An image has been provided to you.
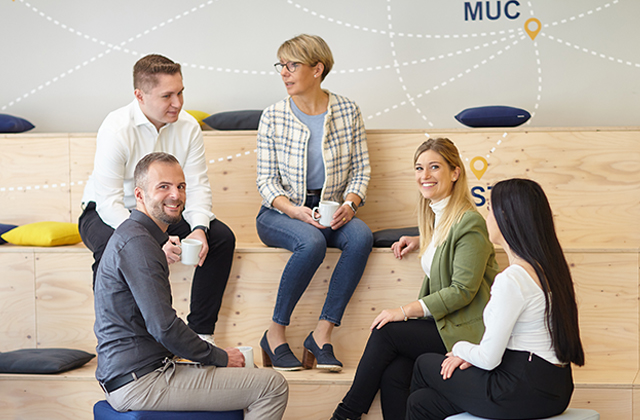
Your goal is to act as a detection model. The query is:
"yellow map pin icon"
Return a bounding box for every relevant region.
[470,156,488,180]
[525,18,541,40]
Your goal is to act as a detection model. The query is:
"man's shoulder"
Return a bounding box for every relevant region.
[112,218,156,247]
[104,220,163,266]
[99,101,137,134]
[177,109,200,128]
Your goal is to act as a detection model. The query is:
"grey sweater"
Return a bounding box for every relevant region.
[94,210,227,383]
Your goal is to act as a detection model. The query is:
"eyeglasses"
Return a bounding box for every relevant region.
[274,61,300,73]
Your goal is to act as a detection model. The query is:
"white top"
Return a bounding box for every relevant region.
[82,100,214,230]
[452,264,561,370]
[418,196,450,317]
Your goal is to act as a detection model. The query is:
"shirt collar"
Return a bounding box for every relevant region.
[130,209,169,246]
[131,99,164,130]
[429,195,451,228]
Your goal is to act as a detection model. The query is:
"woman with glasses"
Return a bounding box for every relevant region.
[406,179,584,420]
[256,34,373,372]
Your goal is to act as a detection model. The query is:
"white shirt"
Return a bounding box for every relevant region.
[82,100,214,229]
[452,264,561,370]
[418,197,450,317]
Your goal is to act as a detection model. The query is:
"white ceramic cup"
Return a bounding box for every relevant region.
[237,346,254,368]
[312,200,340,227]
[180,239,203,265]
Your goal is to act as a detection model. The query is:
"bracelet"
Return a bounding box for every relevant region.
[400,306,408,322]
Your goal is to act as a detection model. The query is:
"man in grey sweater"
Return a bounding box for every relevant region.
[94,152,287,419]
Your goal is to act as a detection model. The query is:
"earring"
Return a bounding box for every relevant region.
[314,74,318,78]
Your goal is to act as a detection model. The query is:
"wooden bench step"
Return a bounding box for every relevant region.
[0,360,632,420]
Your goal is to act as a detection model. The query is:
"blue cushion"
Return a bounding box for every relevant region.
[0,223,17,245]
[203,110,262,131]
[0,348,95,374]
[0,114,35,133]
[373,226,420,248]
[94,400,244,419]
[455,106,530,128]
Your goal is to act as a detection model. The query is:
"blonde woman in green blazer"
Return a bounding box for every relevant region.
[331,138,499,420]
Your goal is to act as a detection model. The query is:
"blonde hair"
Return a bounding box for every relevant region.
[415,138,476,253]
[277,34,334,81]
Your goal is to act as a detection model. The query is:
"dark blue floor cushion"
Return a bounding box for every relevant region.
[373,226,420,247]
[94,400,243,419]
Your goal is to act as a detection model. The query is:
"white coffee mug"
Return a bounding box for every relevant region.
[237,346,254,368]
[180,239,203,265]
[312,200,340,227]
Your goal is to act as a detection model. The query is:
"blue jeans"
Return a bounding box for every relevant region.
[256,198,373,327]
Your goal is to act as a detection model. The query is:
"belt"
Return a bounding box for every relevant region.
[100,359,166,394]
[307,189,322,196]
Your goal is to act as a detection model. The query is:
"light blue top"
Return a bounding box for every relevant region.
[290,98,327,190]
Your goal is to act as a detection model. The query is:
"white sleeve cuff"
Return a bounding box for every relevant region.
[419,299,431,317]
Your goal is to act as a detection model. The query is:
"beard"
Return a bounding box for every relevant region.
[149,200,184,226]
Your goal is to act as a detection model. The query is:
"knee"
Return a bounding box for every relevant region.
[345,221,374,252]
[267,371,289,399]
[294,231,326,260]
[414,353,436,375]
[415,353,445,370]
[412,353,444,388]
[362,327,395,358]
[354,229,374,251]
[369,323,394,345]
[208,220,236,250]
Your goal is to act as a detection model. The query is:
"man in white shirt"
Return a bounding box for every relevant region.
[79,54,235,344]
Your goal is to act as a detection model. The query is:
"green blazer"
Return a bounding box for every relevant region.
[419,210,499,351]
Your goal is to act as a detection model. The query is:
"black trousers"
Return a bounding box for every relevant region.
[336,319,447,420]
[406,349,574,420]
[78,202,236,335]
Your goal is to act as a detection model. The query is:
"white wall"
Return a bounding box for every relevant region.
[1,0,638,132]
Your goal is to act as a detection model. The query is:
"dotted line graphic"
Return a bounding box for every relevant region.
[1,49,112,112]
[208,149,257,164]
[0,181,83,193]
[461,132,510,163]
[529,39,542,122]
[526,2,541,123]
[3,0,249,112]
[366,35,522,121]
[0,149,260,193]
[544,0,619,27]
[2,0,629,190]
[385,0,432,126]
[541,33,640,68]
[335,33,519,76]
[285,0,518,39]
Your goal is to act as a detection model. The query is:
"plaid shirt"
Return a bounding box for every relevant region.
[257,91,370,209]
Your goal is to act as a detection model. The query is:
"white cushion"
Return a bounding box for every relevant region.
[446,408,599,420]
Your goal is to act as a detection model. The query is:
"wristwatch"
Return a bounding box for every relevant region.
[343,200,357,215]
[193,225,209,240]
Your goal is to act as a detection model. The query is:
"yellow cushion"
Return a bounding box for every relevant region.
[1,221,82,246]
[185,110,211,128]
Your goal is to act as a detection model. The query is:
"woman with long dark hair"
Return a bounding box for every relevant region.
[406,178,585,420]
